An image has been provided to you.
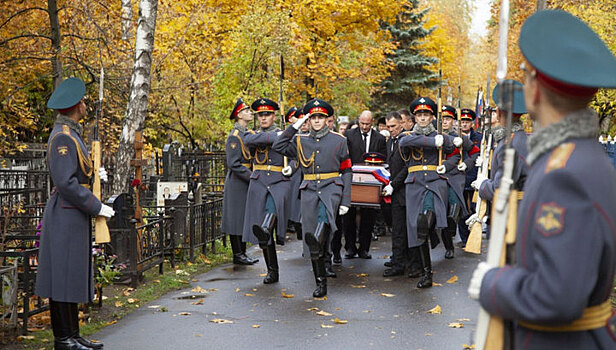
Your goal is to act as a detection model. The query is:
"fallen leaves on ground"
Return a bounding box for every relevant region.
[446,275,459,284]
[433,282,443,287]
[313,296,327,300]
[381,293,395,298]
[208,288,218,292]
[281,292,294,298]
[192,286,207,293]
[456,318,471,322]
[307,307,319,311]
[235,288,241,292]
[448,322,464,328]
[316,310,333,316]
[357,273,369,277]
[244,293,255,297]
[191,299,204,305]
[427,305,442,314]
[179,312,191,316]
[114,301,123,307]
[195,334,202,337]
[209,319,233,324]
[175,269,189,276]
[463,344,476,349]
[105,320,117,326]
[351,285,366,288]
[16,336,35,341]
[252,324,260,328]
[127,298,139,304]
[154,280,161,283]
[333,318,348,324]
[259,273,267,277]
[321,324,334,328]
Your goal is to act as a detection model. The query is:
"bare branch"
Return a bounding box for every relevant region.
[0,7,48,31]
[0,33,52,47]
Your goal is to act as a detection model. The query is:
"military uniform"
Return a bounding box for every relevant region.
[458,109,483,245]
[399,97,455,288]
[285,107,304,238]
[221,98,258,265]
[273,99,352,297]
[474,10,616,349]
[35,78,108,350]
[242,98,291,284]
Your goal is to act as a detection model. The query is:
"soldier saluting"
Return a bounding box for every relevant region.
[273,98,352,297]
[221,98,259,265]
[469,10,616,349]
[35,78,115,350]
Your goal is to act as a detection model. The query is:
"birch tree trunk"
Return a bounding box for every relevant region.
[113,0,157,194]
[121,0,133,41]
[47,0,63,88]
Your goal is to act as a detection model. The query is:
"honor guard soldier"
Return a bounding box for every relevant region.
[469,10,616,349]
[471,80,528,203]
[457,108,482,247]
[441,105,480,259]
[221,98,259,265]
[242,98,293,284]
[285,107,304,240]
[273,98,352,297]
[35,78,115,350]
[399,97,457,288]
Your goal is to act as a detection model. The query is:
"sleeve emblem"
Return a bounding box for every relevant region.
[57,146,69,156]
[230,142,237,150]
[536,202,566,236]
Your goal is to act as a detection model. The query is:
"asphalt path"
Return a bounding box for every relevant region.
[94,232,481,349]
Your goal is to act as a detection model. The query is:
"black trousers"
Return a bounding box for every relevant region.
[344,207,376,253]
[330,214,343,256]
[458,189,475,244]
[391,203,409,270]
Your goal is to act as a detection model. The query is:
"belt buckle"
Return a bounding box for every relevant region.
[267,165,271,171]
[422,165,427,170]
[316,174,321,180]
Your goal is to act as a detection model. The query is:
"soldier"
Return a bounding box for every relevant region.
[469,10,616,349]
[273,98,352,297]
[242,98,292,284]
[285,107,303,240]
[440,105,480,259]
[471,80,528,203]
[35,78,115,350]
[457,109,482,247]
[399,97,458,288]
[221,98,259,265]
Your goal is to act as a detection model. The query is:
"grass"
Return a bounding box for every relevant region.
[12,240,232,349]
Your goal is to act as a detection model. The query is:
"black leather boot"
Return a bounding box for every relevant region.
[69,303,103,349]
[241,241,259,264]
[51,301,90,350]
[263,243,279,284]
[443,203,460,259]
[304,222,329,254]
[252,213,277,247]
[312,259,327,297]
[230,235,255,265]
[417,241,433,288]
[324,258,337,278]
[294,222,303,240]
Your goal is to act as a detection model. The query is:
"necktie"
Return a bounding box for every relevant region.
[363,132,368,151]
[392,137,398,154]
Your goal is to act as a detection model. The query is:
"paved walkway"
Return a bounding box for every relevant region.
[94,233,481,349]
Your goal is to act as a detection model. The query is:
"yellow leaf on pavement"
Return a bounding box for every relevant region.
[191,299,204,305]
[381,293,395,298]
[351,285,366,288]
[333,318,348,324]
[307,307,319,311]
[210,319,233,324]
[114,301,123,307]
[314,296,327,301]
[321,324,334,328]
[127,298,138,304]
[192,285,207,293]
[316,310,333,316]
[235,288,241,292]
[179,312,191,316]
[252,324,260,328]
[463,344,476,349]
[427,305,442,314]
[448,322,464,328]
[433,282,443,287]
[281,292,294,298]
[357,273,369,277]
[244,293,255,297]
[105,320,117,326]
[457,318,471,322]
[259,273,267,277]
[446,275,458,284]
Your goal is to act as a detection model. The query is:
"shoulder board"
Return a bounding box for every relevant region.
[545,142,575,174]
[62,125,71,135]
[232,129,241,137]
[247,130,256,135]
[329,131,344,138]
[401,131,412,136]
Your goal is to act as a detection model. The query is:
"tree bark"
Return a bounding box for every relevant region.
[113,0,158,194]
[121,0,133,41]
[47,0,63,88]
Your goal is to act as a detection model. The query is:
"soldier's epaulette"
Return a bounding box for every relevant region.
[330,131,345,138]
[246,130,256,134]
[62,125,71,135]
[545,142,575,174]
[400,131,412,136]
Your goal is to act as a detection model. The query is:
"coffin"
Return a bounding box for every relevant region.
[350,164,388,208]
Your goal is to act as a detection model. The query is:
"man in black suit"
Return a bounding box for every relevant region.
[344,110,387,259]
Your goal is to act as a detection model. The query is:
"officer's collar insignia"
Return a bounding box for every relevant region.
[230,142,237,149]
[57,146,68,156]
[419,98,425,103]
[545,143,575,174]
[536,203,565,236]
[314,100,320,105]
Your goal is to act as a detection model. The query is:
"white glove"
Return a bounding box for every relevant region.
[277,131,283,136]
[338,205,349,216]
[434,134,444,148]
[382,184,393,196]
[465,213,479,227]
[599,135,605,144]
[436,165,446,174]
[98,204,115,218]
[468,262,492,300]
[475,157,483,168]
[98,167,108,183]
[457,162,467,172]
[380,129,390,138]
[292,114,310,130]
[453,137,463,148]
[282,166,292,176]
[471,173,487,190]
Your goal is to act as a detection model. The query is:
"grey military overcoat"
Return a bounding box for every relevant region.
[443,132,480,216]
[35,120,102,303]
[221,124,252,236]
